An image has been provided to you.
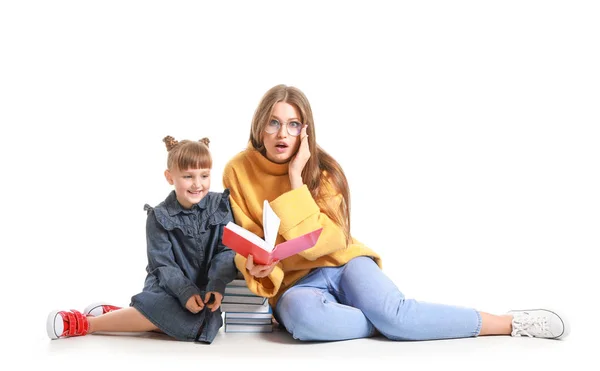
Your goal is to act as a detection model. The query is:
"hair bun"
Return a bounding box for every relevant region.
[199,137,210,147]
[163,135,178,151]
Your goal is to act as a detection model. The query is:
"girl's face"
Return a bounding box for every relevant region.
[164,167,211,209]
[262,102,303,164]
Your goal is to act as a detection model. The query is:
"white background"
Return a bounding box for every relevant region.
[1,0,598,368]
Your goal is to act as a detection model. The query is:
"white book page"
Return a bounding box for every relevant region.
[225,222,266,251]
[262,200,280,252]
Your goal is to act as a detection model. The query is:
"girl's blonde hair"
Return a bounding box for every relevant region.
[163,136,212,171]
[249,85,352,244]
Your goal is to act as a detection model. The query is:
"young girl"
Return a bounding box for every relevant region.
[47,136,237,344]
[222,84,570,342]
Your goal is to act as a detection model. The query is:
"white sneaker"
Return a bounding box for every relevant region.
[508,309,569,340]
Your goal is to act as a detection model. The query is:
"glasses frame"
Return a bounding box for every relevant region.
[264,119,303,137]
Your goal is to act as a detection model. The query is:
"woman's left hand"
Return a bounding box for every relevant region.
[245,254,278,278]
[289,124,310,188]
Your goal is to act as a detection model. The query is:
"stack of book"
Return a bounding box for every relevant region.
[221,278,273,333]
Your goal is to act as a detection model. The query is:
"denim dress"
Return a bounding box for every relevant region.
[130,189,237,343]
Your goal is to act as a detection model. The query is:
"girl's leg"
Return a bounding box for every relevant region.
[275,271,377,341]
[88,307,159,333]
[337,256,482,340]
[47,306,160,339]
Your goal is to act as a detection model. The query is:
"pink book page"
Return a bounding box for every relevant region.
[271,228,323,262]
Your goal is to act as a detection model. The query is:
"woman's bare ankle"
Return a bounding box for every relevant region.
[478,312,512,336]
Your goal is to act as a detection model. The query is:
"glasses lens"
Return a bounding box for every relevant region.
[287,121,302,136]
[265,120,280,134]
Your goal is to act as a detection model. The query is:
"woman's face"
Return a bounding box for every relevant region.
[262,102,303,164]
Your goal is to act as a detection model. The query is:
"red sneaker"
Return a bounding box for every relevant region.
[47,309,90,340]
[83,302,123,317]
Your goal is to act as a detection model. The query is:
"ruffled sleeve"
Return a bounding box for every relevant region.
[200,189,233,233]
[149,203,179,232]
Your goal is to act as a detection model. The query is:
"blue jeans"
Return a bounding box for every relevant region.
[275,256,482,341]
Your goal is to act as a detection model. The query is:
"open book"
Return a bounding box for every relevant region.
[222,200,323,265]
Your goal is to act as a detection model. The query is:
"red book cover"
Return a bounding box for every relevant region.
[221,200,323,265]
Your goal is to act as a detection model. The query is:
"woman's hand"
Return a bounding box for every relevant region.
[204,291,223,312]
[246,254,278,278]
[289,124,310,188]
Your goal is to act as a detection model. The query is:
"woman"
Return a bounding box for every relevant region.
[222,84,568,341]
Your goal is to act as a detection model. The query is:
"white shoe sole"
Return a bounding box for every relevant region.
[46,310,62,340]
[555,309,571,339]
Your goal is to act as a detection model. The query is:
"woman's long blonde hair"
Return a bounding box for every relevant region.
[249,84,352,244]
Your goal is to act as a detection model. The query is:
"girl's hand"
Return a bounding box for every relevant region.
[245,254,278,278]
[185,294,204,313]
[204,291,223,312]
[288,124,310,187]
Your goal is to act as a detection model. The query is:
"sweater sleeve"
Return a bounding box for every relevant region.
[223,168,285,298]
[270,185,348,261]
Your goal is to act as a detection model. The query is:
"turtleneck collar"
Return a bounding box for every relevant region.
[246,141,289,176]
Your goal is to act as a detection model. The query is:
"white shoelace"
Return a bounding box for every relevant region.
[512,313,550,337]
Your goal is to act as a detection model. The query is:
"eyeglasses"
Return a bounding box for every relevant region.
[264,119,303,137]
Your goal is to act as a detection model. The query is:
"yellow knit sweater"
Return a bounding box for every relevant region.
[222,143,382,307]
